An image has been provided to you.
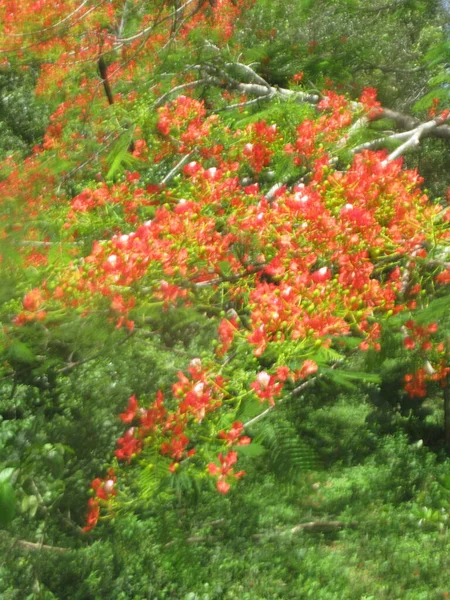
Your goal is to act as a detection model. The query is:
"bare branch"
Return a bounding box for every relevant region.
[117,0,129,38]
[244,360,344,429]
[19,240,79,247]
[225,62,272,89]
[385,115,450,162]
[252,520,358,538]
[214,94,274,113]
[154,79,211,108]
[265,180,289,201]
[244,406,273,429]
[350,129,413,154]
[116,0,198,44]
[0,532,69,553]
[160,151,196,185]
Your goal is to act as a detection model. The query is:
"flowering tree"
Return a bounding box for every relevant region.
[1,0,450,537]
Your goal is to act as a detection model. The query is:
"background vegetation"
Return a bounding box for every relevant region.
[1,0,450,598]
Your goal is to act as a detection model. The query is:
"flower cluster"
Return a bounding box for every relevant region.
[82,469,117,532]
[207,451,246,494]
[251,362,318,406]
[82,358,251,530]
[218,422,251,447]
[3,12,449,533]
[403,320,439,352]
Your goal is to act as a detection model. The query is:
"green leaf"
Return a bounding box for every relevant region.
[48,244,73,266]
[0,468,15,484]
[7,342,36,364]
[237,397,265,422]
[414,88,450,112]
[333,336,362,350]
[314,346,345,363]
[0,481,16,527]
[414,296,450,324]
[218,261,233,277]
[21,494,39,518]
[236,442,266,457]
[105,131,137,180]
[106,143,129,179]
[323,368,381,391]
[438,475,450,492]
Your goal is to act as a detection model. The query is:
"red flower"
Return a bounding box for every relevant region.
[82,498,100,532]
[120,394,139,423]
[23,288,45,312]
[311,267,331,284]
[90,469,117,501]
[160,431,190,461]
[218,421,251,446]
[251,371,284,406]
[360,87,381,118]
[404,370,427,398]
[404,337,415,350]
[183,160,203,176]
[276,366,291,381]
[115,427,142,462]
[217,317,239,355]
[207,451,245,493]
[139,390,165,433]
[296,360,318,379]
[216,479,230,494]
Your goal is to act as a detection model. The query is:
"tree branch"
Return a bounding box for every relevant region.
[160,150,196,185]
[116,0,198,44]
[0,532,69,553]
[185,63,450,146]
[244,360,344,430]
[252,520,358,538]
[164,520,358,547]
[154,79,212,108]
[385,115,450,162]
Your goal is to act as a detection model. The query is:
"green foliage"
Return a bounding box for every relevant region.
[0,67,49,157]
[3,433,450,599]
[253,412,317,476]
[0,0,450,598]
[0,473,17,527]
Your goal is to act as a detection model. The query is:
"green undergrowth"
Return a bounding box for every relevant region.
[3,397,450,600]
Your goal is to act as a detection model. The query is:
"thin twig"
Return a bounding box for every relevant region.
[160,151,196,185]
[154,79,211,108]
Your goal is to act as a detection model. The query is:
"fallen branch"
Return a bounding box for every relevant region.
[385,115,450,162]
[1,532,69,553]
[225,61,273,90]
[164,520,358,547]
[252,520,358,538]
[194,62,450,145]
[16,539,69,553]
[350,129,413,154]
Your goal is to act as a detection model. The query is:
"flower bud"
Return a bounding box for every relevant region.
[256,371,271,389]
